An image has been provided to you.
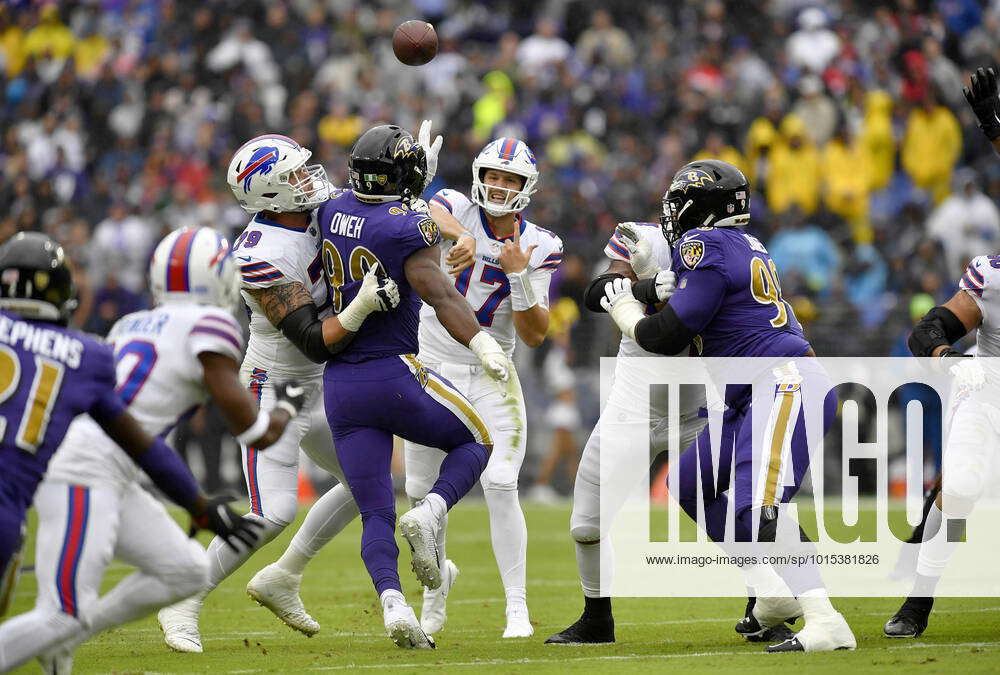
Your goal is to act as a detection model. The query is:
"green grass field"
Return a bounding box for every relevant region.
[9,500,1000,674]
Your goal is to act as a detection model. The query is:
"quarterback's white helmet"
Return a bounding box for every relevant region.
[471,137,539,216]
[227,134,329,213]
[149,227,240,311]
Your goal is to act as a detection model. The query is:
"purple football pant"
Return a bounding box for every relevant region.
[324,356,490,595]
[671,361,836,594]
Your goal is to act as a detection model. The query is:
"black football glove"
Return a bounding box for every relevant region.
[273,379,306,417]
[189,495,262,552]
[963,67,1000,141]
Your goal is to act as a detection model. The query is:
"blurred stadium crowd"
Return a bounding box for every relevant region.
[2,0,998,491]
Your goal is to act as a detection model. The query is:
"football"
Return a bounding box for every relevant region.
[392,20,438,66]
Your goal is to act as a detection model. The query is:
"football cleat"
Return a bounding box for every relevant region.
[544,614,615,644]
[735,596,800,641]
[384,594,435,649]
[158,598,204,653]
[883,598,932,638]
[420,559,459,634]
[399,504,442,590]
[503,601,533,638]
[247,563,320,636]
[765,612,856,652]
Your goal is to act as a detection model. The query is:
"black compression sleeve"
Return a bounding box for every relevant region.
[634,303,695,355]
[632,277,659,304]
[584,273,625,313]
[277,304,331,363]
[907,305,968,357]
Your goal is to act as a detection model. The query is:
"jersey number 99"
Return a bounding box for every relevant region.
[323,241,384,313]
[750,257,788,328]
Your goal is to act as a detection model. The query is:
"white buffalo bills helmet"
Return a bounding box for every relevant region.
[471,137,539,216]
[149,227,240,310]
[227,134,329,213]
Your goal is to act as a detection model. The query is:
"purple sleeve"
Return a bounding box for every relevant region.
[87,342,127,423]
[667,268,728,334]
[133,436,201,509]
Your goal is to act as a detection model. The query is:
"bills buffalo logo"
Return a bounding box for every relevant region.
[417,217,440,246]
[238,146,280,193]
[670,169,715,193]
[680,239,705,269]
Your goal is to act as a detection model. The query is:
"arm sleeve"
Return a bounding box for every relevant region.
[429,188,471,214]
[87,342,127,423]
[664,268,728,334]
[188,309,245,362]
[960,256,989,323]
[604,231,631,262]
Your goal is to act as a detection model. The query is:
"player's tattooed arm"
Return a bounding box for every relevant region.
[431,200,477,276]
[246,282,314,329]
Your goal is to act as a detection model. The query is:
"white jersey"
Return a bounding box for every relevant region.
[46,303,245,487]
[960,255,1000,382]
[603,222,680,357]
[418,188,563,365]
[235,214,332,379]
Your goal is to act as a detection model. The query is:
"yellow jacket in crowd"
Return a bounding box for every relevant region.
[822,134,871,240]
[767,115,821,215]
[902,102,961,203]
[860,90,895,191]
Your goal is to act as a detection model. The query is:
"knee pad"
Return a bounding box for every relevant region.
[158,540,211,599]
[942,470,985,507]
[570,506,600,544]
[245,512,289,546]
[940,490,977,519]
[258,493,298,528]
[481,462,518,492]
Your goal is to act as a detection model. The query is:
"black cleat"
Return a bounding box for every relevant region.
[544,615,615,644]
[765,636,806,652]
[735,597,797,642]
[884,598,932,638]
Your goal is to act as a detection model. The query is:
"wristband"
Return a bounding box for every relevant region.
[508,270,538,311]
[458,231,475,240]
[236,409,271,446]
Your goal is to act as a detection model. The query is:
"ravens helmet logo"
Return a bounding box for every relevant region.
[393,137,415,159]
[670,168,715,193]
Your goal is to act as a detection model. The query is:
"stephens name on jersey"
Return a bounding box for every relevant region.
[0,310,125,509]
[235,214,330,378]
[419,188,562,365]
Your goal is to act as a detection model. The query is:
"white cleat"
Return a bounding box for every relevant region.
[766,612,857,652]
[503,601,534,638]
[399,504,442,590]
[158,597,204,653]
[384,594,435,649]
[247,563,320,637]
[754,595,802,629]
[420,559,459,634]
[37,645,74,675]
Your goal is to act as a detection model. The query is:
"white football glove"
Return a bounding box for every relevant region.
[615,222,660,279]
[599,277,646,341]
[409,198,429,214]
[949,357,986,392]
[651,269,676,301]
[418,119,443,189]
[337,264,399,332]
[469,332,509,382]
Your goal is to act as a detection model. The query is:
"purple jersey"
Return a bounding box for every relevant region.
[0,310,125,510]
[316,190,441,363]
[668,227,809,358]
